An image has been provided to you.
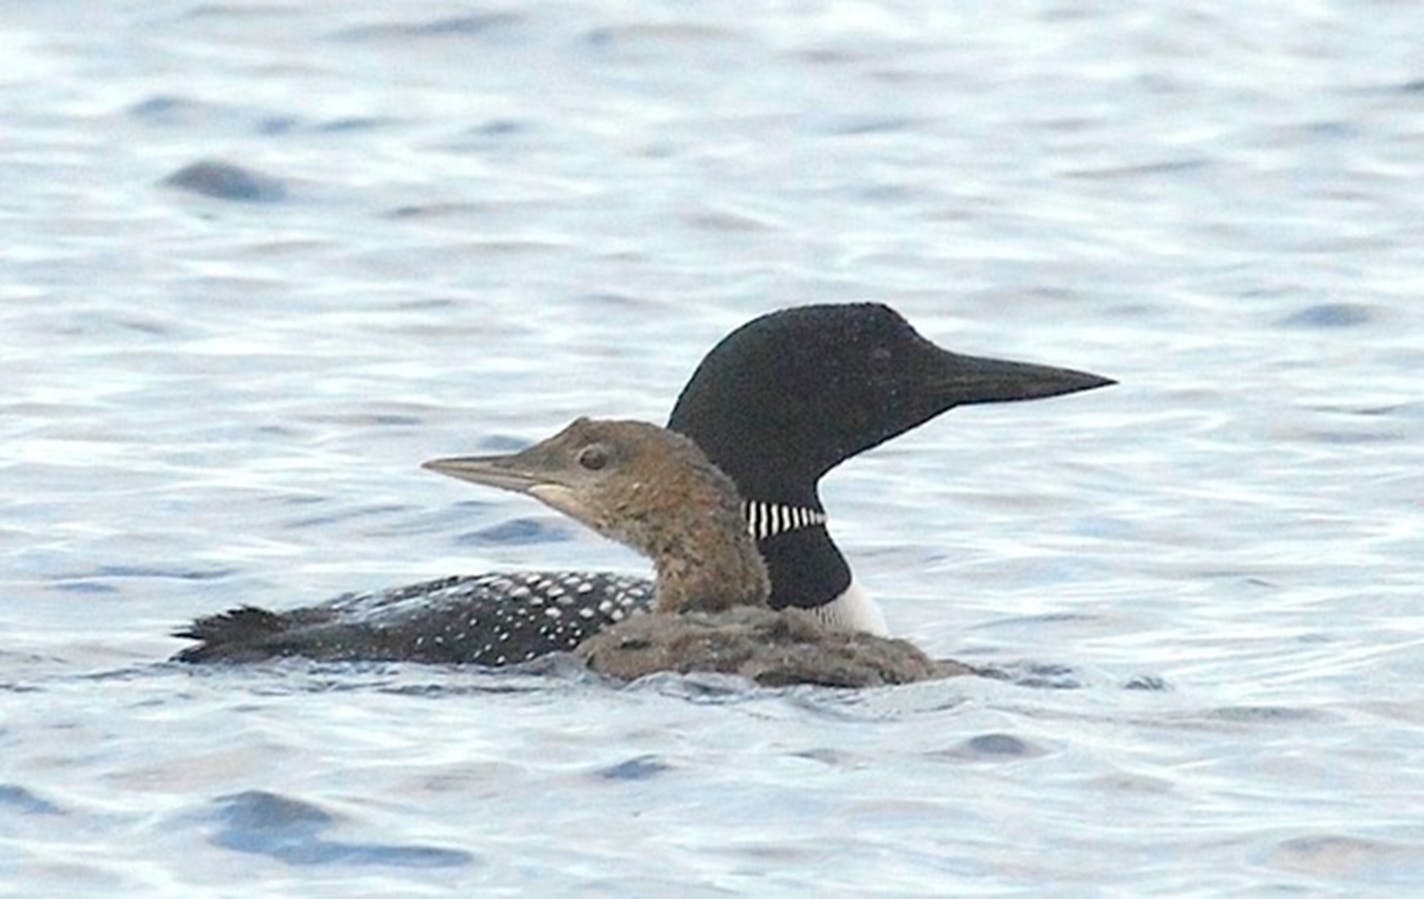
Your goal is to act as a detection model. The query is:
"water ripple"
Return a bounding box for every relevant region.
[205,791,473,868]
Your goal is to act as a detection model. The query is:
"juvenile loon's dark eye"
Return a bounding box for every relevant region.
[578,446,607,471]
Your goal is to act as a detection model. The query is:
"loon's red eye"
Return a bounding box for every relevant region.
[578,446,607,471]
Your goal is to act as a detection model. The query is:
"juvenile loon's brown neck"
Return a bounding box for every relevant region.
[639,491,770,615]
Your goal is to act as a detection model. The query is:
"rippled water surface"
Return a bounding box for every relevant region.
[4,1,1423,895]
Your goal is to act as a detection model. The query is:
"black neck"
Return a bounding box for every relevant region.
[757,525,851,610]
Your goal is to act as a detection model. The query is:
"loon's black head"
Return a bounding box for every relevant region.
[666,303,1113,613]
[668,303,1113,505]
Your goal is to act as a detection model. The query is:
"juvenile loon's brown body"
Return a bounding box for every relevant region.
[426,417,971,687]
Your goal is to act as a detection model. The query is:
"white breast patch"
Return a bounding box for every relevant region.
[808,576,890,636]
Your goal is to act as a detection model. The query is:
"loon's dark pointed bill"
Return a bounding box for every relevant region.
[422,453,553,494]
[422,437,600,516]
[937,351,1115,406]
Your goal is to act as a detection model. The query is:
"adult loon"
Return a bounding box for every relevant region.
[175,303,1111,664]
[428,417,969,687]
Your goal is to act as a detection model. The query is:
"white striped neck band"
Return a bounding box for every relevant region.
[742,501,828,541]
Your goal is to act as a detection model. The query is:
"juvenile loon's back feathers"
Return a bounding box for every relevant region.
[175,303,1113,666]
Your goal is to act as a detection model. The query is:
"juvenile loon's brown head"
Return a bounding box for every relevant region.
[423,418,771,614]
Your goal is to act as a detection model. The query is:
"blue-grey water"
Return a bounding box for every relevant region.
[3,1,1423,895]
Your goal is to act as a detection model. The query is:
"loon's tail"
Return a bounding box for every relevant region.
[172,606,286,663]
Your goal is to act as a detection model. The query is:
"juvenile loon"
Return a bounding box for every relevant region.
[174,303,1112,664]
[427,417,965,687]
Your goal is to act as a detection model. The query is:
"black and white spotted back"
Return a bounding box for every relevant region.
[175,571,654,665]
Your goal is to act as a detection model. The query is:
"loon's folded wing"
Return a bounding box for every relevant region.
[174,571,653,664]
